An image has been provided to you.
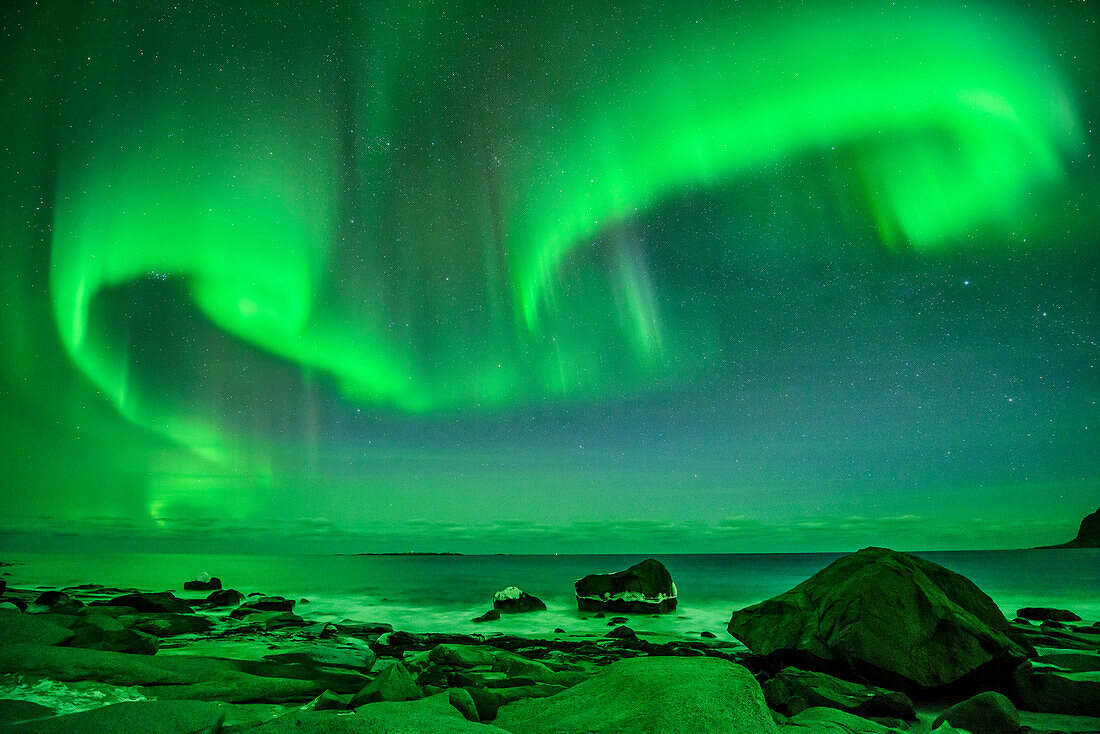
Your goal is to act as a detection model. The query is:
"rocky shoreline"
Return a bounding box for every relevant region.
[0,549,1097,733]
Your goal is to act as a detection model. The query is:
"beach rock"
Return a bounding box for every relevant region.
[762,667,915,720]
[427,644,567,686]
[350,661,423,707]
[1033,652,1100,673]
[931,691,1020,734]
[574,558,677,614]
[492,587,546,613]
[0,599,26,611]
[1039,506,1100,548]
[0,609,74,646]
[0,699,54,726]
[203,588,244,607]
[606,625,637,639]
[265,638,376,672]
[727,547,1027,689]
[0,700,229,733]
[494,656,777,733]
[472,609,501,623]
[780,706,901,733]
[183,578,221,591]
[1013,662,1100,716]
[303,690,350,711]
[1017,607,1082,622]
[68,615,159,654]
[105,592,191,614]
[31,591,85,615]
[230,596,294,618]
[245,611,307,630]
[701,630,717,638]
[126,613,214,637]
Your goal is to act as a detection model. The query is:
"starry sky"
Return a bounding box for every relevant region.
[0,0,1096,554]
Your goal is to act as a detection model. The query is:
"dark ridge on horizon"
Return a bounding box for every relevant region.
[1035,506,1100,549]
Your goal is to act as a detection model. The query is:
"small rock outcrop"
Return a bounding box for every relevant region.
[103,592,192,614]
[575,558,677,613]
[727,547,1027,689]
[1016,607,1082,622]
[492,587,546,613]
[1038,506,1100,548]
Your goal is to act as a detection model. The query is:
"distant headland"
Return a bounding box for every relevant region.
[1036,506,1100,549]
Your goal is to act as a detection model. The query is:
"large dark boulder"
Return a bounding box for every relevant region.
[1038,506,1100,548]
[727,547,1028,689]
[349,661,422,707]
[762,667,914,720]
[105,592,191,614]
[31,591,84,615]
[575,558,677,613]
[492,587,546,613]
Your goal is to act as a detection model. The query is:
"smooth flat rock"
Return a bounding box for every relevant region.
[780,706,902,733]
[0,610,73,646]
[728,547,1027,689]
[0,699,55,726]
[0,643,340,703]
[0,700,228,733]
[1014,663,1100,716]
[249,691,510,732]
[493,656,778,734]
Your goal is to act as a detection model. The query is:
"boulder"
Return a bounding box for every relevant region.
[230,596,294,618]
[492,587,546,613]
[303,690,350,712]
[126,613,215,637]
[1013,662,1100,716]
[762,667,915,720]
[349,661,423,707]
[727,547,1027,688]
[493,656,777,733]
[68,615,159,654]
[204,588,244,607]
[31,591,84,615]
[248,691,509,732]
[105,592,191,614]
[575,558,677,613]
[931,691,1020,734]
[472,610,500,623]
[606,625,637,639]
[0,700,228,733]
[780,706,901,733]
[1016,607,1082,622]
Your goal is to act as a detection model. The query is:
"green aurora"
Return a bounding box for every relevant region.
[0,0,1096,552]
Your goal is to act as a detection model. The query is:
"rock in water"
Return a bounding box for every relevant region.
[183,573,222,591]
[493,656,777,733]
[203,588,244,608]
[1038,506,1100,548]
[492,587,546,613]
[726,547,1027,689]
[105,592,192,614]
[1016,606,1082,622]
[574,558,677,613]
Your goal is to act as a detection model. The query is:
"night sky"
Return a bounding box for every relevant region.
[0,0,1096,554]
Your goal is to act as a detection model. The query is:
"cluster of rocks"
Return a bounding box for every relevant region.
[0,549,1096,732]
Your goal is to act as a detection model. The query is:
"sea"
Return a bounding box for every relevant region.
[3,550,1098,638]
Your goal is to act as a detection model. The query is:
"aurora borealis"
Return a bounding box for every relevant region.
[0,0,1096,553]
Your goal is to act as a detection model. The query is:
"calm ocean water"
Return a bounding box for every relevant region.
[3,550,1097,637]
